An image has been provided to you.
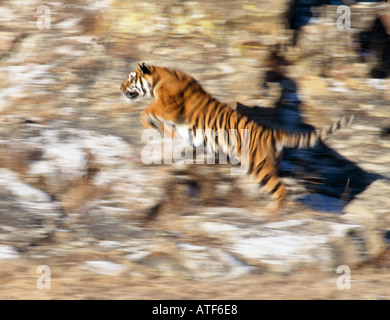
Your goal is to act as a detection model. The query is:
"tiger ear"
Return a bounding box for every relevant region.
[138,62,151,75]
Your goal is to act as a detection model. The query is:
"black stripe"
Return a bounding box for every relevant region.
[247,158,254,173]
[240,118,250,131]
[208,102,221,129]
[260,173,271,186]
[139,77,145,93]
[193,116,200,129]
[270,182,282,195]
[255,160,266,176]
[172,71,180,80]
[184,80,199,98]
[192,94,206,110]
[166,69,177,79]
[217,111,225,129]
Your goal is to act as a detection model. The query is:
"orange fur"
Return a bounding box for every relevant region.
[121,63,353,211]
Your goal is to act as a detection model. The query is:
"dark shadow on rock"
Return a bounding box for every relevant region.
[357,14,390,79]
[286,0,344,45]
[286,0,383,46]
[381,127,390,137]
[236,52,380,213]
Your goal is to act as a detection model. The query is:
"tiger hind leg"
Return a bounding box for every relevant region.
[255,171,287,213]
[266,178,287,213]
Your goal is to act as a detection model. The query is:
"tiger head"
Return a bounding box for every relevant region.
[120,63,155,101]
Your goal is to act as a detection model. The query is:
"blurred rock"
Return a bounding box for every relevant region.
[177,243,253,280]
[0,124,169,217]
[0,33,20,52]
[81,260,127,275]
[199,217,381,272]
[0,167,61,251]
[0,245,19,259]
[344,179,390,259]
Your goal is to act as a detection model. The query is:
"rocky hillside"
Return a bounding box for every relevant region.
[0,0,390,299]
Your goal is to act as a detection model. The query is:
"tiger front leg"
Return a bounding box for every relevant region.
[141,108,163,131]
[266,181,287,213]
[141,107,175,138]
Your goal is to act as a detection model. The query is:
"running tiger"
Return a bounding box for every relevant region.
[120,63,354,211]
